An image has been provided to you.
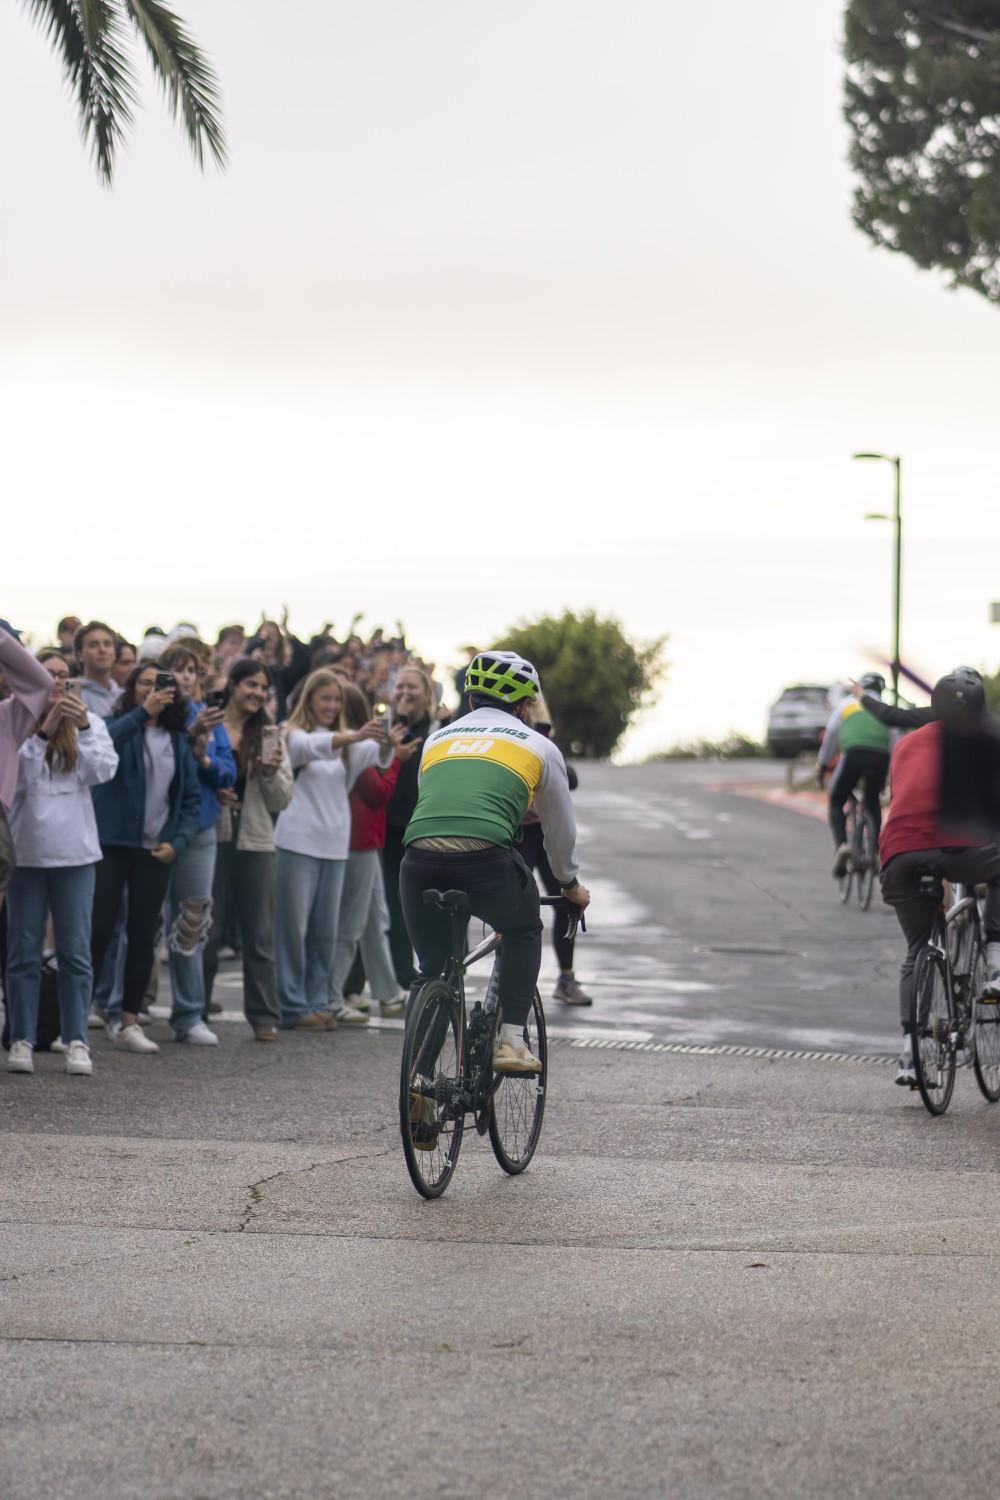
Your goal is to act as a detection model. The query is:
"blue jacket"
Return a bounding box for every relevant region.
[185,702,236,831]
[93,707,201,853]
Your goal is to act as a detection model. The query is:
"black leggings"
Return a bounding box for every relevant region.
[400,846,542,1026]
[516,822,574,971]
[828,748,889,846]
[91,846,172,1015]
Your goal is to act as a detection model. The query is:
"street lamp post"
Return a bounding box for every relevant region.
[852,452,902,704]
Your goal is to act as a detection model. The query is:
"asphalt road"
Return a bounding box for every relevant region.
[4,761,997,1500]
[550,758,901,1055]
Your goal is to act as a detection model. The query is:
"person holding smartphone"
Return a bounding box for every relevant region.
[328,683,420,1021]
[274,668,393,1030]
[90,664,200,1053]
[202,659,292,1041]
[5,649,118,1075]
[156,644,236,1044]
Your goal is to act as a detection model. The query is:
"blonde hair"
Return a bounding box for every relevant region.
[394,664,435,723]
[340,681,371,732]
[287,669,345,734]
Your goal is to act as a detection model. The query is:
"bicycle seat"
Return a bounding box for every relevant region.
[422,888,470,911]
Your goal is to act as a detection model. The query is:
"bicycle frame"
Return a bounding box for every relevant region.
[418,895,578,1131]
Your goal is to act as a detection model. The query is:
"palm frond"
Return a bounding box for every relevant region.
[124,0,227,169]
[22,0,136,183]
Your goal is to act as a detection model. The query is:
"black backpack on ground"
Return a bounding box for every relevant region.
[1,954,61,1051]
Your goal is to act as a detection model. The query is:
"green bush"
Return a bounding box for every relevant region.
[496,611,666,759]
[650,734,768,762]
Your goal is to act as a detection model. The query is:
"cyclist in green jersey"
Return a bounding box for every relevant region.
[400,651,591,1073]
[817,672,891,878]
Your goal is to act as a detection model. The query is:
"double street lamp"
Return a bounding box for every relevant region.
[852,451,902,704]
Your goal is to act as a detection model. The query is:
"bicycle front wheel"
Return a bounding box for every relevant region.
[399,980,465,1199]
[488,990,548,1174]
[911,948,956,1116]
[855,814,878,911]
[972,946,1000,1103]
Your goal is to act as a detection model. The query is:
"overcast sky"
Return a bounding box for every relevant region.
[2,0,998,754]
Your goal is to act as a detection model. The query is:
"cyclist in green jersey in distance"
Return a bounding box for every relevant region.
[400,650,591,1074]
[817,672,891,878]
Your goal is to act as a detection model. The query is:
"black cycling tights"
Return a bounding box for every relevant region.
[400,846,542,1027]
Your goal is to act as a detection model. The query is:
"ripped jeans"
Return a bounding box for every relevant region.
[165,825,217,1036]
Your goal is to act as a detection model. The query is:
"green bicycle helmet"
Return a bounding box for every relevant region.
[464,650,541,705]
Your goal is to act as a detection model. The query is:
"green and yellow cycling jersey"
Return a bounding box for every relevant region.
[404,708,579,884]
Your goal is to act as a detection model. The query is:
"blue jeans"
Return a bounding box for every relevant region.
[275,849,346,1024]
[7,864,96,1046]
[166,825,217,1037]
[329,849,399,1004]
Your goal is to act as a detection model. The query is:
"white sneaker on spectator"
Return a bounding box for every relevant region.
[176,1021,218,1045]
[379,997,407,1019]
[87,1009,106,1029]
[113,1023,159,1054]
[65,1042,93,1076]
[50,1037,69,1054]
[346,992,370,1015]
[331,1004,369,1025]
[136,1011,153,1027]
[7,1041,34,1074]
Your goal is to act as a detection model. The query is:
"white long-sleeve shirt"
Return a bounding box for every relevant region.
[9,718,119,866]
[275,730,392,860]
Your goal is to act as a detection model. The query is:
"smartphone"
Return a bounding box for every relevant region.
[261,725,281,760]
[64,679,83,699]
[204,689,226,710]
[374,700,390,729]
[155,671,176,693]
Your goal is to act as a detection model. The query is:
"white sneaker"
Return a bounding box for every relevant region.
[7,1041,34,1074]
[87,1009,107,1029]
[832,843,851,878]
[50,1037,69,1054]
[65,1041,93,1076]
[176,1021,218,1045]
[345,992,370,1015]
[113,1023,159,1054]
[331,1004,369,1025]
[984,969,1000,1001]
[895,1036,916,1087]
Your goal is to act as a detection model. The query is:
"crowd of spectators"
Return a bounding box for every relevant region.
[0,611,456,1074]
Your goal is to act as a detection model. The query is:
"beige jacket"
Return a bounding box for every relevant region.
[218,744,292,852]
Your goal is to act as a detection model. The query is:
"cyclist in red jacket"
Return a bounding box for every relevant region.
[879,669,1000,1086]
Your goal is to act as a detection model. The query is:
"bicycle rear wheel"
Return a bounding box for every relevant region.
[971,945,1000,1103]
[911,948,956,1116]
[488,990,548,1174]
[399,980,465,1199]
[855,813,878,911]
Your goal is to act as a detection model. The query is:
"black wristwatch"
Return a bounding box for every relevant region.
[560,877,580,892]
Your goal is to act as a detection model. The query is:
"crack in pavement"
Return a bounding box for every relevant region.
[236,1145,398,1231]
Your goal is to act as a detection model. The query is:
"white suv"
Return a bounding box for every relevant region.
[766,684,831,758]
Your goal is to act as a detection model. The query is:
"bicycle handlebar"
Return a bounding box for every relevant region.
[539,893,587,940]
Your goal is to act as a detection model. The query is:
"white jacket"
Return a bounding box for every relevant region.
[9,719,119,867]
[275,731,392,860]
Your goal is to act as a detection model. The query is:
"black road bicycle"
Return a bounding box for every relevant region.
[838,785,880,911]
[910,875,1000,1116]
[399,890,585,1199]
